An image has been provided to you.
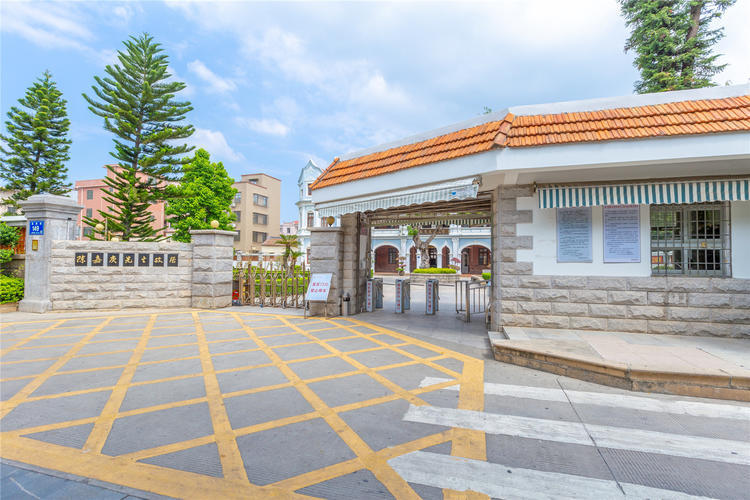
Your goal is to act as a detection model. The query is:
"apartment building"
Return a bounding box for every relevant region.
[74,165,167,239]
[232,173,281,252]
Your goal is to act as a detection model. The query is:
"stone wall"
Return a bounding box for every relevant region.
[309,227,343,316]
[493,185,750,338]
[49,240,192,310]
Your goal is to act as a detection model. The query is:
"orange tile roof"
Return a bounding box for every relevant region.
[311,95,750,190]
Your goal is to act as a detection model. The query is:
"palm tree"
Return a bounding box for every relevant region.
[278,233,299,270]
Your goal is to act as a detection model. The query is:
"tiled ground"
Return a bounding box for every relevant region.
[0,311,484,499]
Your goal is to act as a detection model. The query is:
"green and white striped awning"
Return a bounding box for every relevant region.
[538,178,750,209]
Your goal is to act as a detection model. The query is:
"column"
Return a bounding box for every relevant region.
[19,194,83,313]
[190,229,236,308]
[310,226,343,316]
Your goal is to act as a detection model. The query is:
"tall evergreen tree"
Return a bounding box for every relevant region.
[83,33,194,241]
[0,71,71,204]
[619,0,737,93]
[165,149,237,243]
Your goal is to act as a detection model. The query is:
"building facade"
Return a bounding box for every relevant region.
[232,173,281,252]
[309,84,750,337]
[74,166,167,239]
[280,220,298,235]
[296,160,328,264]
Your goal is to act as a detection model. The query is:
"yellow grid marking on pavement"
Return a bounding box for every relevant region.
[1,311,486,499]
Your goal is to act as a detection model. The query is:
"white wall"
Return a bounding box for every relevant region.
[516,194,651,277]
[732,201,750,279]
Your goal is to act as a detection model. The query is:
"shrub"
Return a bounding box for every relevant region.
[0,275,24,303]
[412,268,457,274]
[482,272,491,280]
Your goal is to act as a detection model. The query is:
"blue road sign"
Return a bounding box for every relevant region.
[29,220,45,235]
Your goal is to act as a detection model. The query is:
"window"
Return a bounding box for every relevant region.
[233,211,241,222]
[253,213,268,225]
[248,178,258,184]
[307,211,314,228]
[650,203,730,277]
[253,194,268,207]
[388,247,398,264]
[307,184,312,196]
[234,231,241,242]
[83,227,93,237]
[478,248,490,266]
[86,208,93,218]
[252,231,267,243]
[234,192,241,204]
[87,189,93,200]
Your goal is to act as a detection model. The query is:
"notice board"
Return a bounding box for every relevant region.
[557,207,592,263]
[306,273,332,302]
[603,205,641,263]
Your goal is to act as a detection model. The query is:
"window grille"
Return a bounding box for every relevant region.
[650,203,730,277]
[388,247,398,264]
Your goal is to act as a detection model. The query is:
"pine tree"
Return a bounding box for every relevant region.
[0,71,71,204]
[619,0,737,93]
[83,33,194,241]
[165,149,237,243]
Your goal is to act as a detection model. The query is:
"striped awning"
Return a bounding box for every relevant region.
[316,177,480,217]
[538,178,750,209]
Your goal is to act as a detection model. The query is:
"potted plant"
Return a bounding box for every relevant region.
[396,267,405,276]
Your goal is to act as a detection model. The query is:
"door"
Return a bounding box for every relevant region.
[461,249,469,274]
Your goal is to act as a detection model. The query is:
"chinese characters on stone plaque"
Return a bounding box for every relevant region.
[73,252,181,268]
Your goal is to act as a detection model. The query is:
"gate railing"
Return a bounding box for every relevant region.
[455,279,489,323]
[233,262,310,308]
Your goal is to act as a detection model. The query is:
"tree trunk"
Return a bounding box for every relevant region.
[686,2,702,42]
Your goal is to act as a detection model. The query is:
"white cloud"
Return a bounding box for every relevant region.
[187,60,237,93]
[1,2,111,65]
[236,118,290,137]
[188,128,244,162]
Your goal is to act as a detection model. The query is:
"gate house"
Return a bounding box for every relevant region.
[308,85,750,338]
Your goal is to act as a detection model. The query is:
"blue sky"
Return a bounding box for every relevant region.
[2,0,748,222]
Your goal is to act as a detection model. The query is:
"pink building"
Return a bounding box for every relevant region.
[75,165,167,239]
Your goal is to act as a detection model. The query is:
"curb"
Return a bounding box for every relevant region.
[491,342,750,402]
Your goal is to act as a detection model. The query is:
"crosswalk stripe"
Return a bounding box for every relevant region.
[403,405,750,465]
[419,377,750,421]
[388,451,715,500]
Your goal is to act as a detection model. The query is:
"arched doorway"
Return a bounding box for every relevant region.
[441,246,450,268]
[461,245,491,275]
[374,245,399,273]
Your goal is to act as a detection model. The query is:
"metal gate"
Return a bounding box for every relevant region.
[234,262,310,308]
[455,279,489,323]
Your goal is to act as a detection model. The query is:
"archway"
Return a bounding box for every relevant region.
[441,246,450,268]
[374,245,399,273]
[460,244,491,275]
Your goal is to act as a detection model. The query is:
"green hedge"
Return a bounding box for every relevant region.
[0,275,24,303]
[412,268,457,274]
[482,272,491,280]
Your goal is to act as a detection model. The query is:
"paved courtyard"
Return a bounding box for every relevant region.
[1,310,749,499]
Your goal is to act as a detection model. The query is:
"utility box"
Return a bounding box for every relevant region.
[425,279,439,315]
[395,279,411,313]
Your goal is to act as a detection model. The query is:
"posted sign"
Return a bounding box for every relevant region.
[306,273,332,302]
[29,220,44,235]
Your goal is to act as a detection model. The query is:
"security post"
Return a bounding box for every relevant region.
[395,278,411,313]
[366,277,384,312]
[425,278,440,315]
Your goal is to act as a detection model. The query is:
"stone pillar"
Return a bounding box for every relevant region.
[190,229,235,309]
[490,186,502,330]
[310,227,344,316]
[18,194,83,313]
